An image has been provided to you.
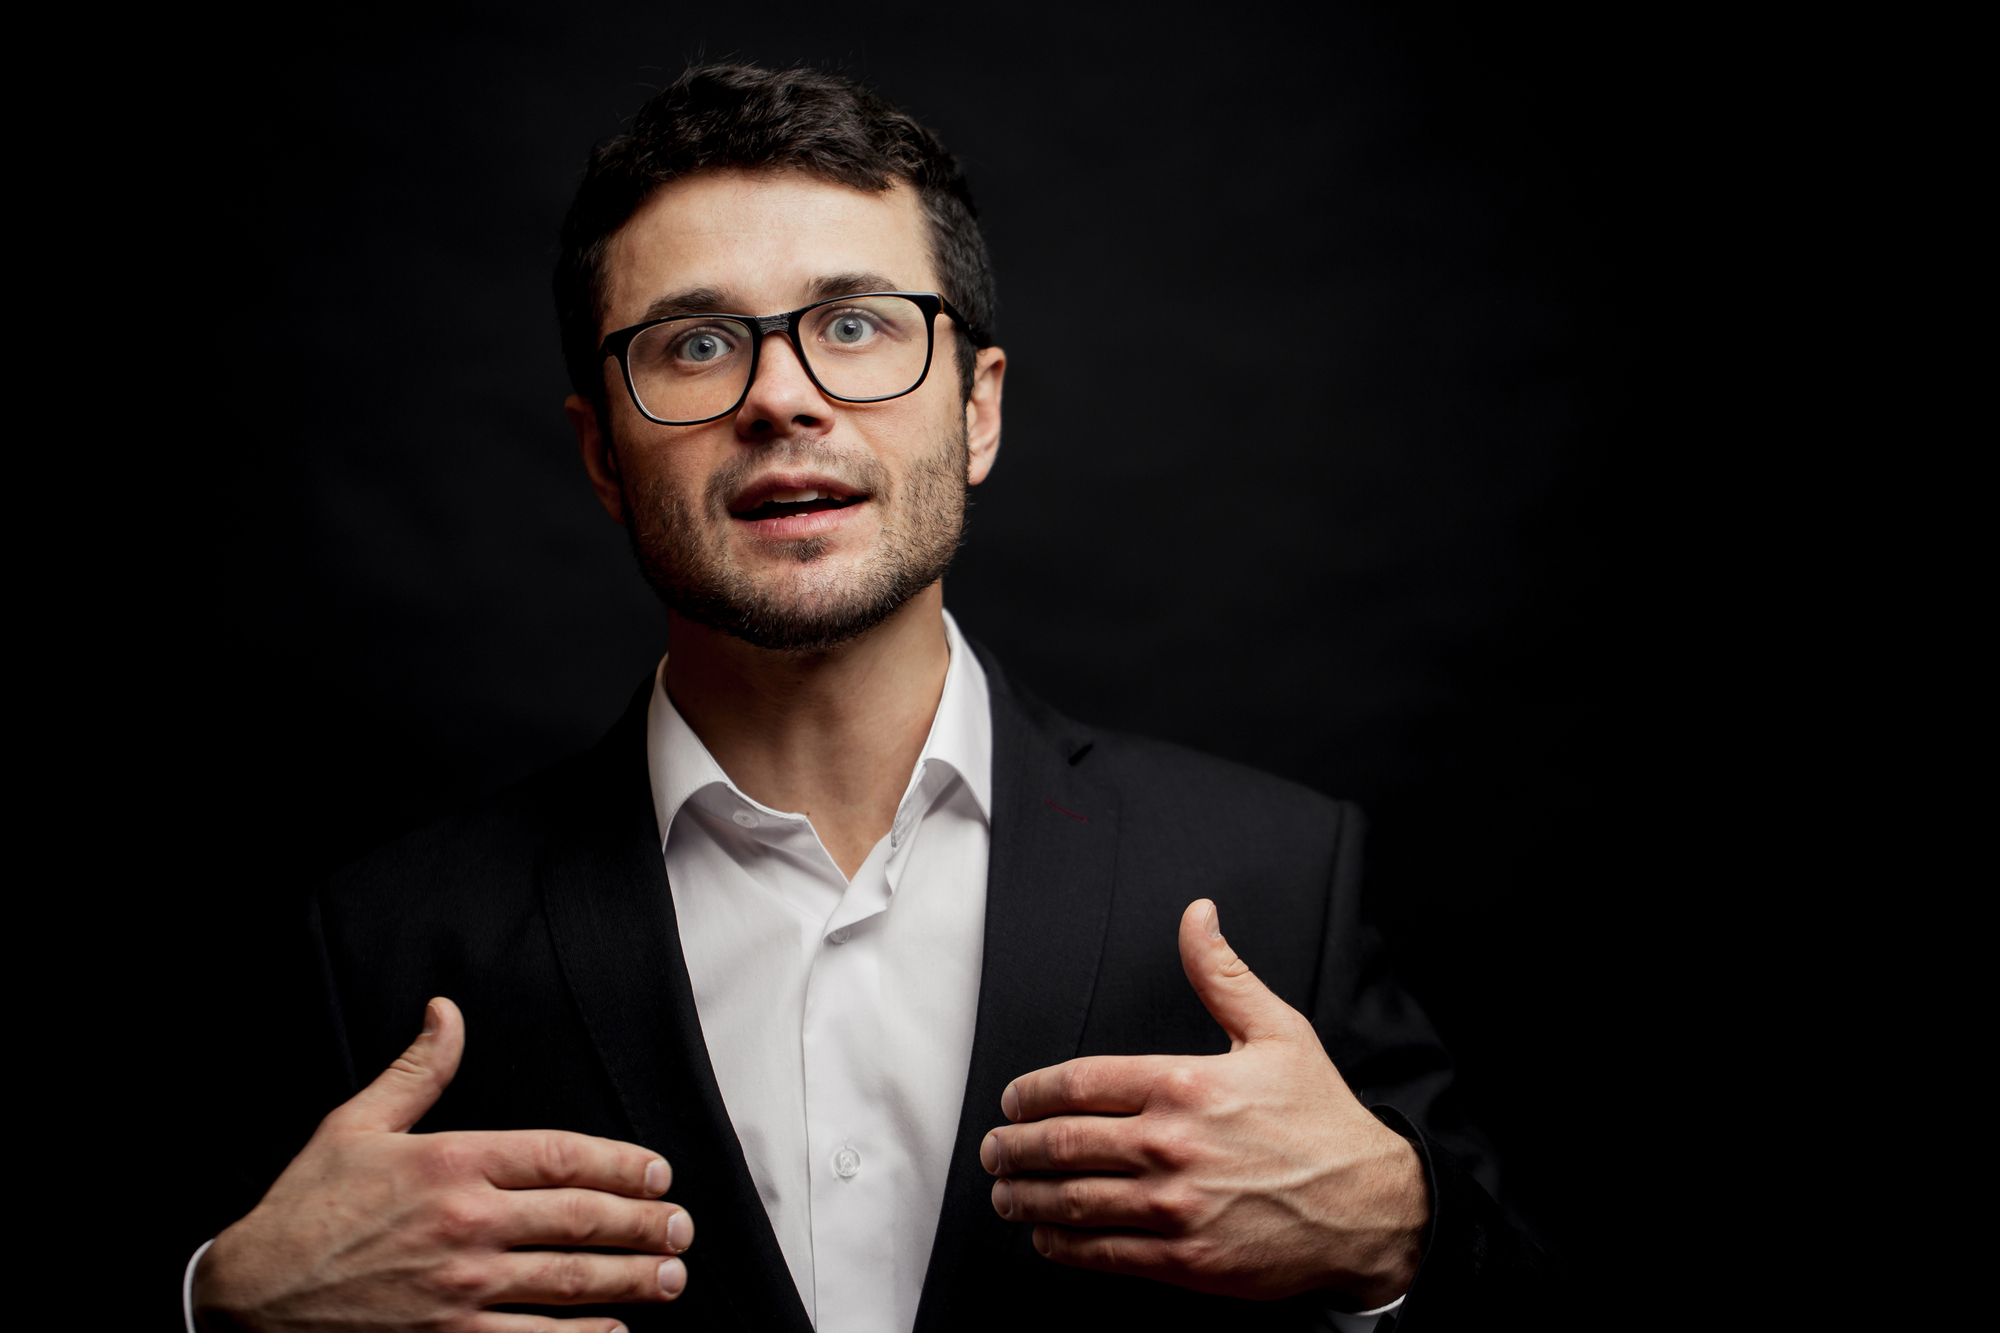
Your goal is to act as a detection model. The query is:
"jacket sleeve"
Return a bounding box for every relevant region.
[1308,801,1567,1324]
[1368,1106,1568,1328]
[191,885,361,1245]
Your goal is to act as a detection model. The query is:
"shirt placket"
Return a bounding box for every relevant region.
[801,762,954,1333]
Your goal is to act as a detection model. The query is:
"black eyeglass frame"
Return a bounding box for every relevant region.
[597,291,986,426]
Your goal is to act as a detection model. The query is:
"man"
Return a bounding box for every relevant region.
[190,65,1554,1333]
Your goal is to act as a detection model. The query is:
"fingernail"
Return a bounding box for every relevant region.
[645,1158,671,1195]
[421,1000,440,1035]
[658,1257,686,1297]
[667,1209,693,1252]
[980,1133,999,1173]
[1205,902,1222,938]
[993,1178,1014,1218]
[1032,1225,1052,1256]
[1001,1082,1020,1120]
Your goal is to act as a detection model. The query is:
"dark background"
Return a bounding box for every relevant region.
[132,0,1675,1315]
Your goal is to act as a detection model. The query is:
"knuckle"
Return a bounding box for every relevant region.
[1155,1064,1204,1105]
[1045,1119,1082,1167]
[534,1133,585,1185]
[1059,1228,1110,1266]
[557,1189,602,1243]
[421,1139,479,1185]
[422,1257,491,1303]
[1139,1124,1197,1171]
[430,1193,496,1243]
[1057,1177,1097,1224]
[608,1196,649,1247]
[1152,1183,1200,1230]
[1098,1232,1140,1267]
[1168,1234,1226,1276]
[539,1252,593,1301]
[1056,1062,1092,1106]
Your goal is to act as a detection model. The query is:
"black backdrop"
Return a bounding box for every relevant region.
[141,0,1666,1315]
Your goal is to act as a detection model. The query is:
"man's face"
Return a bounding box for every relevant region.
[571,169,1004,652]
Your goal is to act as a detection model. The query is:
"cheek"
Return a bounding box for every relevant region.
[614,422,729,501]
[877,392,968,474]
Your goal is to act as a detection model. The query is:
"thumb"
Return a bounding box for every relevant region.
[323,996,465,1134]
[1179,901,1301,1051]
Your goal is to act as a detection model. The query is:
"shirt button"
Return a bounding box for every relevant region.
[828,927,851,945]
[732,809,759,828]
[832,1147,861,1179]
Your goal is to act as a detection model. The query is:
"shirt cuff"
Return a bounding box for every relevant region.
[1320,1292,1406,1332]
[183,1239,215,1333]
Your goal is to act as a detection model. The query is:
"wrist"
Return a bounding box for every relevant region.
[1321,1126,1427,1309]
[191,1219,261,1332]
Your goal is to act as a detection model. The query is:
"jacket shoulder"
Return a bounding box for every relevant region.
[322,744,608,925]
[973,637,1353,838]
[1084,728,1351,825]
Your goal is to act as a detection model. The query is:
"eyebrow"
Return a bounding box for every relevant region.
[805,271,903,303]
[638,272,905,323]
[640,286,731,322]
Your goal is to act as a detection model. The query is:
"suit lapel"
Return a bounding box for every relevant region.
[538,687,813,1333]
[914,647,1124,1330]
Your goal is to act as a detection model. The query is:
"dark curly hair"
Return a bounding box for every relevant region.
[554,63,997,414]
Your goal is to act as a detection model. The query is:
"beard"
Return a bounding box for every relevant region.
[620,422,970,653]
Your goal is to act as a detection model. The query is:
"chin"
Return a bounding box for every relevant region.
[629,474,962,653]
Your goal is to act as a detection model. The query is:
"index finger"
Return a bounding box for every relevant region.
[458,1129,673,1197]
[1003,1055,1175,1122]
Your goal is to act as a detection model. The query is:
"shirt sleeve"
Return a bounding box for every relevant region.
[183,1239,214,1333]
[1321,1292,1407,1331]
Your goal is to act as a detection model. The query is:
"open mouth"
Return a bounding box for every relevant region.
[730,487,868,522]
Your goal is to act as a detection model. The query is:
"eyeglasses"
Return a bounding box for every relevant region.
[598,291,983,426]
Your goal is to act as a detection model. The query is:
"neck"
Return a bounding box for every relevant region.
[662,584,952,879]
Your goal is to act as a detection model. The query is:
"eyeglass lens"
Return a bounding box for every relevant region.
[625,295,932,422]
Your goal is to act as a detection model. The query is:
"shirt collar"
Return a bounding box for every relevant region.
[646,608,992,849]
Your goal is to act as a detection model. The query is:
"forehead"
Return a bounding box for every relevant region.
[601,169,936,325]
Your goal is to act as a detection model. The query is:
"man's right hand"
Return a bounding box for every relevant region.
[192,997,693,1333]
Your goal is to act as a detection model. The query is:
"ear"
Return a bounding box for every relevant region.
[566,394,627,525]
[964,345,1006,487]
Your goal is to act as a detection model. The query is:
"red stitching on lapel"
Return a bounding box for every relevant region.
[1044,798,1089,822]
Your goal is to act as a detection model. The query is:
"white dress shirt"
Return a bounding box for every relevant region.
[649,610,991,1333]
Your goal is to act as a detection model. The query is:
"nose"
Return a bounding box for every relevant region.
[734,331,829,441]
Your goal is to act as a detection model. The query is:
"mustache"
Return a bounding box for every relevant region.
[702,439,890,514]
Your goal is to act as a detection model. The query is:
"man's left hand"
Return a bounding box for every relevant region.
[981,899,1428,1306]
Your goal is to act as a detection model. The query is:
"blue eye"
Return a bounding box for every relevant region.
[681,333,727,363]
[828,315,873,345]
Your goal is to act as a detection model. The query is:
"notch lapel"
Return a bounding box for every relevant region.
[538,691,813,1333]
[914,648,1124,1330]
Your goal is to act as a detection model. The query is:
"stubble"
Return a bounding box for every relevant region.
[622,423,970,653]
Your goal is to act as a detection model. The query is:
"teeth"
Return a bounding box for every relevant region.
[769,489,822,504]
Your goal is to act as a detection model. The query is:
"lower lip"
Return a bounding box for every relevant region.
[734,502,868,540]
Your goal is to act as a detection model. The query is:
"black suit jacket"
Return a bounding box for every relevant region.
[311,645,1556,1329]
